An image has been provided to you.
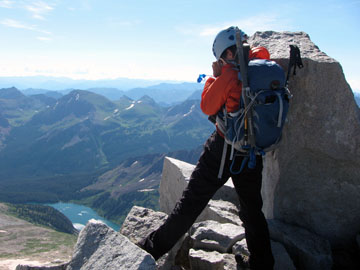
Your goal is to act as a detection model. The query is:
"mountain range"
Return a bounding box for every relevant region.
[20,82,203,106]
[0,86,211,177]
[1,76,204,106]
[0,76,175,91]
[0,86,212,223]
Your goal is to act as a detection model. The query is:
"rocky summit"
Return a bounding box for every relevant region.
[15,31,360,270]
[250,31,360,249]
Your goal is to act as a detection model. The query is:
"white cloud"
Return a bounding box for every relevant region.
[1,18,52,35]
[106,18,142,29]
[201,15,290,37]
[0,1,55,19]
[0,50,204,81]
[1,18,36,30]
[178,14,291,39]
[0,0,14,8]
[25,1,54,20]
[37,36,52,42]
[199,26,223,37]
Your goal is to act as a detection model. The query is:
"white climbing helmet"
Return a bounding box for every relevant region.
[212,26,247,60]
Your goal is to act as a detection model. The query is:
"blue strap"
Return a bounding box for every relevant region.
[237,71,242,81]
[230,147,265,174]
[248,148,256,169]
[230,144,250,174]
[230,156,248,175]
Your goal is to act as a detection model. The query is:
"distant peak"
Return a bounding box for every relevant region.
[137,95,156,104]
[0,87,25,99]
[119,95,133,101]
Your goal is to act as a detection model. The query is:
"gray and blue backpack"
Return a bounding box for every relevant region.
[216,29,303,177]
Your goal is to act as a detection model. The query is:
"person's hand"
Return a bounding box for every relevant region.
[212,59,224,77]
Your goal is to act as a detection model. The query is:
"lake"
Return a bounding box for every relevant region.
[47,202,120,231]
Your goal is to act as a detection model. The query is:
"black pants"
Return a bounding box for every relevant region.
[141,131,274,270]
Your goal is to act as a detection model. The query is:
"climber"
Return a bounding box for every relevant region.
[138,26,275,270]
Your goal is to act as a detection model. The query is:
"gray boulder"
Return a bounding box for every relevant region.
[188,249,237,270]
[222,254,238,270]
[201,200,242,226]
[120,206,168,244]
[160,157,240,225]
[120,206,185,270]
[159,157,195,215]
[66,219,156,270]
[232,238,296,270]
[271,241,296,270]
[188,249,223,270]
[16,264,68,270]
[190,220,245,253]
[249,31,360,248]
[268,219,332,270]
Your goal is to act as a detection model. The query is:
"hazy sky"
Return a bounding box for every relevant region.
[0,0,359,92]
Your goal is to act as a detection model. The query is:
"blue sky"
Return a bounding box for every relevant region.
[0,0,359,92]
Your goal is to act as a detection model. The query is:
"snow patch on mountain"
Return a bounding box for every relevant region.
[62,135,82,150]
[138,188,155,192]
[131,161,139,167]
[125,103,135,110]
[183,104,195,117]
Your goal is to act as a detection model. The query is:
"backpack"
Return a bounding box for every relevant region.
[220,58,289,150]
[216,29,303,177]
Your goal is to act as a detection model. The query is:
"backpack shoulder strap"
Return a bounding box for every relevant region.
[235,28,255,148]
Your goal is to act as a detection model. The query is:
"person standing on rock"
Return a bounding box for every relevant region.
[139,26,275,270]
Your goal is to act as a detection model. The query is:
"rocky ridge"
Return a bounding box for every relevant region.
[16,157,335,270]
[17,155,360,270]
[16,156,359,269]
[15,31,360,269]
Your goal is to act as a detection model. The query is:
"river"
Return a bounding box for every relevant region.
[47,202,120,232]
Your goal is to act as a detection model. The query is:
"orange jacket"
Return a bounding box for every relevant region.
[201,46,270,116]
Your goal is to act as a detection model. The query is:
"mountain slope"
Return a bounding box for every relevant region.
[76,145,203,224]
[0,87,50,126]
[0,87,212,226]
[0,90,119,175]
[0,89,213,178]
[125,82,203,105]
[6,203,77,234]
[0,203,76,265]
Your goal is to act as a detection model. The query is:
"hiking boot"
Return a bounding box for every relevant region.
[235,253,251,270]
[135,237,162,260]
